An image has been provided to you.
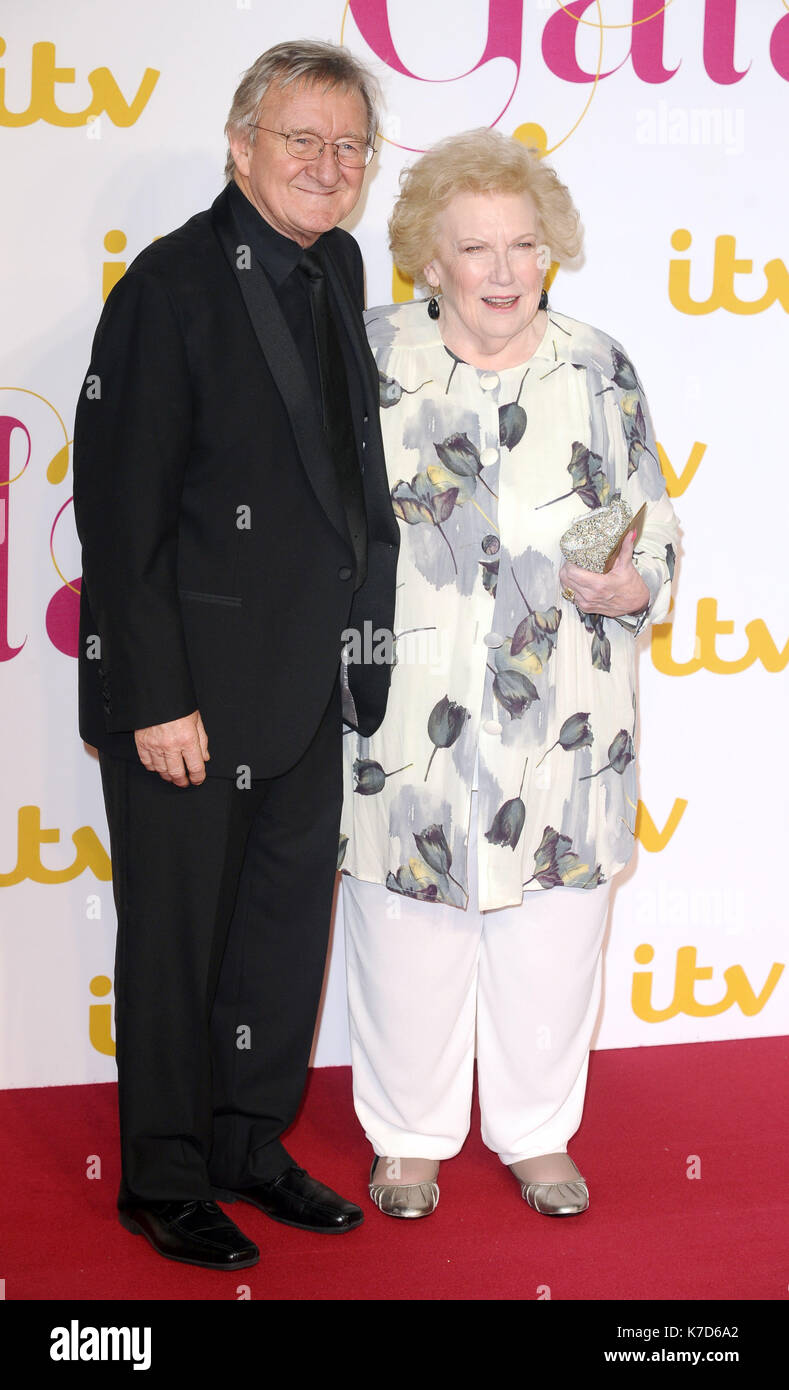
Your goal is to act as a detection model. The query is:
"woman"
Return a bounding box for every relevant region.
[339,129,680,1219]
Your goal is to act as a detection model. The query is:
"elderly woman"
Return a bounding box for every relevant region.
[339,129,679,1219]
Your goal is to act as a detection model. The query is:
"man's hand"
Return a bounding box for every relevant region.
[134,710,210,786]
[558,529,650,618]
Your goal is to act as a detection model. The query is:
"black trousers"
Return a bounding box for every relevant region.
[98,680,342,1209]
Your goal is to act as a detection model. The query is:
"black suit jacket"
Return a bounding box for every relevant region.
[73,185,399,778]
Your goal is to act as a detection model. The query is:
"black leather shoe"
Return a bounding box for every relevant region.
[215,1167,364,1233]
[118,1199,260,1269]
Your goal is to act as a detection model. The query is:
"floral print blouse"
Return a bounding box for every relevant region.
[339,302,680,912]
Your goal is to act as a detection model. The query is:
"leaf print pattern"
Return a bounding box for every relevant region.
[391,473,460,572]
[390,476,435,526]
[337,834,348,870]
[510,608,562,670]
[611,347,638,391]
[354,758,413,795]
[498,371,529,449]
[580,730,634,780]
[619,391,659,478]
[490,637,543,703]
[413,824,451,875]
[536,441,611,512]
[485,798,526,850]
[665,542,676,584]
[480,559,499,596]
[434,433,497,499]
[537,712,593,767]
[578,610,612,673]
[378,371,432,408]
[387,822,465,906]
[506,567,562,674]
[524,826,604,889]
[490,664,540,719]
[386,862,440,902]
[485,757,529,850]
[567,442,611,510]
[413,823,468,901]
[425,696,470,781]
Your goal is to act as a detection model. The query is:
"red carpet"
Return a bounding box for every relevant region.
[2,1038,786,1301]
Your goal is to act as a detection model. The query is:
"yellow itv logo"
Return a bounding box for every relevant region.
[0,37,158,127]
[632,944,784,1022]
[0,807,111,885]
[652,598,789,676]
[89,975,115,1057]
[669,229,789,315]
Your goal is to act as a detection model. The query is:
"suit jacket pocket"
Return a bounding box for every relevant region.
[179,589,242,607]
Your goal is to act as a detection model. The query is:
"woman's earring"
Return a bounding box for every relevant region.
[427,286,441,320]
[538,286,548,311]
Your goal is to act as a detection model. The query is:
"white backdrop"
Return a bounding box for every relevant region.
[1,0,787,1088]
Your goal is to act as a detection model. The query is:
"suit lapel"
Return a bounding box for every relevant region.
[210,187,351,548]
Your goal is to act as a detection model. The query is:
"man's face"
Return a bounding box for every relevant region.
[230,79,369,246]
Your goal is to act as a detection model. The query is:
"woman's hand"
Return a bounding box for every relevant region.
[558,530,650,618]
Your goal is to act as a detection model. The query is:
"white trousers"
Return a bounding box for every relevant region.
[342,799,612,1164]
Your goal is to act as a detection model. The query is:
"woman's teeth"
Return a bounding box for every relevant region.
[483,296,518,307]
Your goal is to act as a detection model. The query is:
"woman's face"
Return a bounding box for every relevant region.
[423,190,546,356]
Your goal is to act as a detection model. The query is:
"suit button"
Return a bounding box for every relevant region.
[338,566,353,581]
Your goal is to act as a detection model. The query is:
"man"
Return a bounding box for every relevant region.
[73,40,398,1270]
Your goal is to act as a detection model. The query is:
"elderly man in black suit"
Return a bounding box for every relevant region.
[73,40,398,1270]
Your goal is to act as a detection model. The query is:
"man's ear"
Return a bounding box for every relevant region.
[228,125,252,178]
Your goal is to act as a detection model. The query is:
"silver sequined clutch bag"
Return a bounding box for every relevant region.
[560,498,646,574]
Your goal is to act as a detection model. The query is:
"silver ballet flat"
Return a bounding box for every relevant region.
[368,1159,439,1219]
[519,1179,589,1216]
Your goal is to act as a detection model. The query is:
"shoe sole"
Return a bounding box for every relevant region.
[533,1207,589,1217]
[369,1203,438,1219]
[119,1211,260,1270]
[214,1188,364,1234]
[525,1201,590,1217]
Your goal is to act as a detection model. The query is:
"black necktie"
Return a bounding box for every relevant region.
[299,248,367,589]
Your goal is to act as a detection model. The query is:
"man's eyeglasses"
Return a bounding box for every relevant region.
[248,126,376,168]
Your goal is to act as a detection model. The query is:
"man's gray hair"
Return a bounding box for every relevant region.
[224,39,381,182]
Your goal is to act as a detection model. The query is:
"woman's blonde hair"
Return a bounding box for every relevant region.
[389,128,583,289]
